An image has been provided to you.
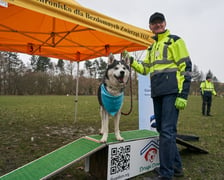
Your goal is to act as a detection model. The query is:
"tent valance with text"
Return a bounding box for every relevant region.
[0,0,154,61]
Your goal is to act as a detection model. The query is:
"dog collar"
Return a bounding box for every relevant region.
[101,84,124,116]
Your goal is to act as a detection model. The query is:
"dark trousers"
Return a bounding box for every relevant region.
[202,95,212,115]
[153,94,182,179]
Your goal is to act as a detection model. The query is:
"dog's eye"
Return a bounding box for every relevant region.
[114,67,119,70]
[123,67,126,70]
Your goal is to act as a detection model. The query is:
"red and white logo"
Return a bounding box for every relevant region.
[140,139,159,163]
[144,147,157,162]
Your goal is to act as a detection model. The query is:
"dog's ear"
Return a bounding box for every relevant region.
[108,53,115,64]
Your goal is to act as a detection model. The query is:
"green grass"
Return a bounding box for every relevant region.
[0,95,223,179]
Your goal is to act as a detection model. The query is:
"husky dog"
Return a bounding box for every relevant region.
[97,53,130,143]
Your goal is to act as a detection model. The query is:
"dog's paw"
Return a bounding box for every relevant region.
[100,138,107,143]
[116,136,124,141]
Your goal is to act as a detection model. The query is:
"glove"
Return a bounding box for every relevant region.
[175,97,187,110]
[122,50,129,58]
[122,50,134,64]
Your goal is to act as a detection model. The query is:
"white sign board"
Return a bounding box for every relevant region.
[107,137,159,180]
[138,74,155,131]
[0,0,8,7]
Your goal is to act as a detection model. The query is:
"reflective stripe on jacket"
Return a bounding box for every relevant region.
[200,80,216,96]
[131,30,192,99]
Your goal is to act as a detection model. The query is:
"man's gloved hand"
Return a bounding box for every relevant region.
[122,50,134,64]
[175,97,187,110]
[122,50,129,58]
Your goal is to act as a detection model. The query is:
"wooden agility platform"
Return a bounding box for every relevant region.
[0,130,159,180]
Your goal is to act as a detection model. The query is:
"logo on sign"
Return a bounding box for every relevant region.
[144,147,157,162]
[140,139,159,163]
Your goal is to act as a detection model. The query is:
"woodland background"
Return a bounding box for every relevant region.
[0,51,223,96]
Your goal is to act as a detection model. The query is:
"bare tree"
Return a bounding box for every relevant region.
[192,64,201,82]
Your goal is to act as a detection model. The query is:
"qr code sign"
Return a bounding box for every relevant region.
[110,145,131,175]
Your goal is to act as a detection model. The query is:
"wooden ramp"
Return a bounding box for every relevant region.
[176,137,209,154]
[0,130,159,180]
[0,138,105,180]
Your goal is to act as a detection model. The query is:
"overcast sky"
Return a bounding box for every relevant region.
[77,0,224,82]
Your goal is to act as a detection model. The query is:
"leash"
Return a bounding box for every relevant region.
[121,65,133,116]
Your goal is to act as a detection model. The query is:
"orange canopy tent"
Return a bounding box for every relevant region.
[0,0,155,122]
[0,0,154,61]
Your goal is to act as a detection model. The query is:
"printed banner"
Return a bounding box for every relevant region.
[2,0,154,61]
[138,74,155,131]
[107,137,159,180]
[5,0,154,47]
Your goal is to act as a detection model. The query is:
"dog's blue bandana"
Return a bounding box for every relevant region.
[101,84,124,116]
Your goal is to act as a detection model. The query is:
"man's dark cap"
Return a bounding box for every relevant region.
[149,12,165,23]
[206,75,212,79]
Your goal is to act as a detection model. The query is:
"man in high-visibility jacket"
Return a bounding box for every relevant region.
[200,75,216,116]
[127,12,192,180]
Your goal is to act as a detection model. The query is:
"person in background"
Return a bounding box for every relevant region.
[124,12,192,180]
[200,75,217,116]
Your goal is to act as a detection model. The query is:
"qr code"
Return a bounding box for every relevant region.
[110,145,131,175]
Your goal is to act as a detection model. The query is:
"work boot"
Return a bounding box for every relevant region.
[143,176,171,180]
[154,167,184,177]
[154,176,171,180]
[202,111,205,116]
[174,167,184,177]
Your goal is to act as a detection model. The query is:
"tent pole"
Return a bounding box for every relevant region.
[74,61,79,123]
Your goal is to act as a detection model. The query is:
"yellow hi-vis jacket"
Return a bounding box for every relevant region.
[131,30,192,99]
[200,80,216,96]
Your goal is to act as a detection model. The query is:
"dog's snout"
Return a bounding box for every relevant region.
[120,71,124,76]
